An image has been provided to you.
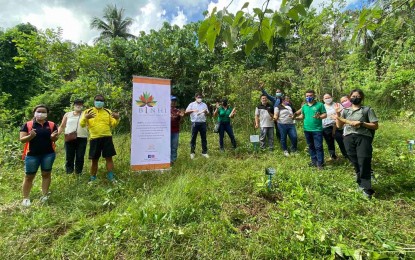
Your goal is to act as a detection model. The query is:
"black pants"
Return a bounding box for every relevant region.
[219,122,236,149]
[190,122,207,154]
[322,126,348,159]
[65,137,87,174]
[343,134,373,190]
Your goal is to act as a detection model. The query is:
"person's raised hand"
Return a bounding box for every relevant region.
[111,112,120,119]
[29,129,37,138]
[51,130,58,138]
[84,110,96,119]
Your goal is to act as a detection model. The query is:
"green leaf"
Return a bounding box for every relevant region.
[222,27,233,49]
[253,8,263,18]
[223,15,233,25]
[301,0,313,8]
[272,13,283,26]
[261,17,273,50]
[241,2,249,9]
[276,20,290,38]
[198,20,210,42]
[288,8,300,22]
[211,7,217,17]
[245,30,260,55]
[294,4,307,16]
[233,11,244,27]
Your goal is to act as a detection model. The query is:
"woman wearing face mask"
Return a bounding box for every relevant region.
[58,99,89,175]
[340,95,352,108]
[20,105,59,206]
[213,98,237,151]
[274,98,297,156]
[335,89,378,199]
[322,93,348,160]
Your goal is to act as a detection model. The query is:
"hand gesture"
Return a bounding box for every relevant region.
[334,103,342,114]
[179,110,185,117]
[29,129,37,138]
[313,112,321,119]
[51,130,59,138]
[111,112,120,119]
[258,81,265,90]
[350,121,361,128]
[85,110,96,119]
[216,102,220,109]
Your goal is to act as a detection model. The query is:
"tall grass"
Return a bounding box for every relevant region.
[0,119,414,259]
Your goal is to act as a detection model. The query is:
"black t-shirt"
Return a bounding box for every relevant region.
[20,120,58,156]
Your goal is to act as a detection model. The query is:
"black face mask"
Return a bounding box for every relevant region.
[350,97,362,105]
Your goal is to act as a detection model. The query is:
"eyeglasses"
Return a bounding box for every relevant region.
[95,99,104,102]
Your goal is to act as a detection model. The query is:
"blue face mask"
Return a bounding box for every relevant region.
[94,101,105,108]
[305,97,314,103]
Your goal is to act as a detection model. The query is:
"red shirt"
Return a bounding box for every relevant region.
[171,107,181,133]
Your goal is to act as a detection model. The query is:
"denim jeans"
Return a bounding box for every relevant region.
[219,122,236,149]
[65,137,87,174]
[260,127,274,150]
[277,123,297,152]
[190,122,207,154]
[25,152,56,175]
[304,131,324,166]
[171,132,179,162]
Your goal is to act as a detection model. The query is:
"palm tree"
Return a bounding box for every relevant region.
[90,5,136,42]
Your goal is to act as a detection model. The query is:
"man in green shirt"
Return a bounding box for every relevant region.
[297,90,327,169]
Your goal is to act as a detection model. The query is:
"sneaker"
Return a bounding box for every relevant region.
[363,189,375,199]
[190,153,195,159]
[308,162,317,167]
[202,153,210,158]
[317,165,324,171]
[107,172,115,182]
[88,176,97,183]
[40,195,49,203]
[22,198,31,207]
[283,151,290,157]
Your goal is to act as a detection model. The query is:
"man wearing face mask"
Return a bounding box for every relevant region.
[58,99,89,174]
[185,93,210,159]
[259,82,284,141]
[296,90,327,170]
[80,94,120,182]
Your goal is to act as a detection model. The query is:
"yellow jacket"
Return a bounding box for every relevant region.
[80,107,119,139]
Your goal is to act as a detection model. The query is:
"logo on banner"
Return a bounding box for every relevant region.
[136,92,157,107]
[148,154,156,159]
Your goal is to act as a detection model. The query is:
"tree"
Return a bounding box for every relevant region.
[90,5,136,42]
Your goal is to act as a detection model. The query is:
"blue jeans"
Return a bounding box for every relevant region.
[304,131,324,166]
[277,123,297,152]
[219,122,236,149]
[25,152,56,175]
[171,132,179,162]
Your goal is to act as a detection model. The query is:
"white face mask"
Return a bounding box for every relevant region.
[35,112,47,120]
[196,98,202,103]
[324,98,333,104]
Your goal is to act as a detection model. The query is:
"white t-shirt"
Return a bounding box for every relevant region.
[65,111,88,138]
[186,101,209,123]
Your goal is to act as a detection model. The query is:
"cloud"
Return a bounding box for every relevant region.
[171,9,188,28]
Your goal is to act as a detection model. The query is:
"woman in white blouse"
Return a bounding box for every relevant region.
[58,99,89,174]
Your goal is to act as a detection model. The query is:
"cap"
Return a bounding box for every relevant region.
[73,99,84,104]
[171,95,177,101]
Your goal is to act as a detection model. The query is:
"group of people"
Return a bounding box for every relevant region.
[20,94,119,206]
[19,88,378,207]
[178,87,378,199]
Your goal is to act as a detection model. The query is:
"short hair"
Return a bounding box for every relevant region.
[195,93,202,98]
[349,89,365,100]
[94,94,105,101]
[305,89,315,94]
[73,99,84,104]
[260,94,267,98]
[32,104,49,113]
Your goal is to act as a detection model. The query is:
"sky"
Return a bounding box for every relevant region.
[0,0,360,44]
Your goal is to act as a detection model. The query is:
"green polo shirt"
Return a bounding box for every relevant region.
[217,107,233,123]
[301,102,326,132]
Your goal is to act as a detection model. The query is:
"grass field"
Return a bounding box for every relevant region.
[0,119,414,259]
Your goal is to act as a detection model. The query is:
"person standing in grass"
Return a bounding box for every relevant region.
[80,94,120,182]
[274,99,297,157]
[260,82,284,141]
[255,94,275,151]
[322,93,348,160]
[20,104,59,206]
[296,90,327,170]
[335,89,378,199]
[213,98,237,151]
[185,93,210,159]
[58,99,89,175]
[171,95,184,164]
